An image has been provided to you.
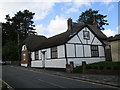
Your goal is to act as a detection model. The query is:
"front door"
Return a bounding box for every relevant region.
[42,51,46,68]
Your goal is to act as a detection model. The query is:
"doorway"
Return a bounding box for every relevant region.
[42,51,46,68]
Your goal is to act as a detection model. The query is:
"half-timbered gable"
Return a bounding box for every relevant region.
[21,18,107,68]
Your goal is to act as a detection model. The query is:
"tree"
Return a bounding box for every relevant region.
[77,9,109,30]
[2,21,18,46]
[2,9,36,61]
[2,41,18,61]
[12,10,36,36]
[3,10,36,43]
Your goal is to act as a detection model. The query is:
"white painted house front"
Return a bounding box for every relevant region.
[27,18,107,68]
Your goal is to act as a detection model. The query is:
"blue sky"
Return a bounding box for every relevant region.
[0,0,119,37]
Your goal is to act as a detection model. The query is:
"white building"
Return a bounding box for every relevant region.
[21,18,107,68]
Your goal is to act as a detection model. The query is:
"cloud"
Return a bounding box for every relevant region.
[116,25,120,34]
[65,0,91,14]
[47,16,67,37]
[72,0,91,8]
[35,16,68,38]
[0,0,72,3]
[102,29,118,37]
[35,24,46,35]
[102,0,114,4]
[0,2,54,22]
[66,8,78,14]
[108,4,114,11]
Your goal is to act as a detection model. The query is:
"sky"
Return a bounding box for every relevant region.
[0,0,119,38]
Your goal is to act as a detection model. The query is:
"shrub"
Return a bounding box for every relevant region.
[113,66,120,70]
[86,66,91,69]
[99,66,104,70]
[106,66,111,70]
[73,66,82,73]
[93,66,98,69]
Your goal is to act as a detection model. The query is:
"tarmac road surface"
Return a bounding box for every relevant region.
[2,65,119,89]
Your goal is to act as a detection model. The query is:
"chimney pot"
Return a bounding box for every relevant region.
[67,18,72,30]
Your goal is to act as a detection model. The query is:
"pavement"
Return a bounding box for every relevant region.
[9,65,120,88]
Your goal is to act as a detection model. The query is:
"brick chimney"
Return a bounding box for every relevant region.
[67,18,72,31]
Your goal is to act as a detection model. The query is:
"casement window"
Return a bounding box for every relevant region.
[35,51,39,60]
[51,46,57,59]
[83,31,90,40]
[22,45,27,51]
[91,45,99,57]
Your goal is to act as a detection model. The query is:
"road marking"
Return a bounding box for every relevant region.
[38,79,66,88]
[2,80,14,90]
[10,66,120,89]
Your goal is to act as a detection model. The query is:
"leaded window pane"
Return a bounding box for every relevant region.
[51,47,57,59]
[35,51,39,60]
[91,45,99,57]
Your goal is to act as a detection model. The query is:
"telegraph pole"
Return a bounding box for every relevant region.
[17,23,22,66]
[17,29,20,66]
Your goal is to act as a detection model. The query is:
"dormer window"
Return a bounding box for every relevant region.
[83,31,90,40]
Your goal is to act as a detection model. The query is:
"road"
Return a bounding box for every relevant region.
[2,65,118,89]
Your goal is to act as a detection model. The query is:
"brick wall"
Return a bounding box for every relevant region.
[21,50,30,65]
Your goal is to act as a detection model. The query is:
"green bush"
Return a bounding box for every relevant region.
[86,61,120,70]
[86,66,91,69]
[99,66,104,70]
[93,66,98,69]
[73,66,82,73]
[2,41,18,61]
[74,61,120,73]
[113,66,120,70]
[106,66,111,70]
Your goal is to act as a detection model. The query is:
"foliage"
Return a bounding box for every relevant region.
[77,9,109,30]
[73,66,82,73]
[2,41,18,61]
[2,9,36,61]
[74,61,120,73]
[2,22,18,46]
[86,61,120,70]
[3,9,36,44]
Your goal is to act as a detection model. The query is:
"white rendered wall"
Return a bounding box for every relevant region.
[84,45,91,57]
[58,45,65,58]
[39,50,42,60]
[31,60,43,67]
[76,45,83,57]
[21,64,28,67]
[46,48,51,59]
[66,44,75,57]
[67,35,81,44]
[68,57,105,67]
[31,52,35,60]
[45,59,66,68]
[92,37,102,45]
[99,46,105,56]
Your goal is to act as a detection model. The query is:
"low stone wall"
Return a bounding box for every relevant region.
[66,63,74,73]
[5,61,20,65]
